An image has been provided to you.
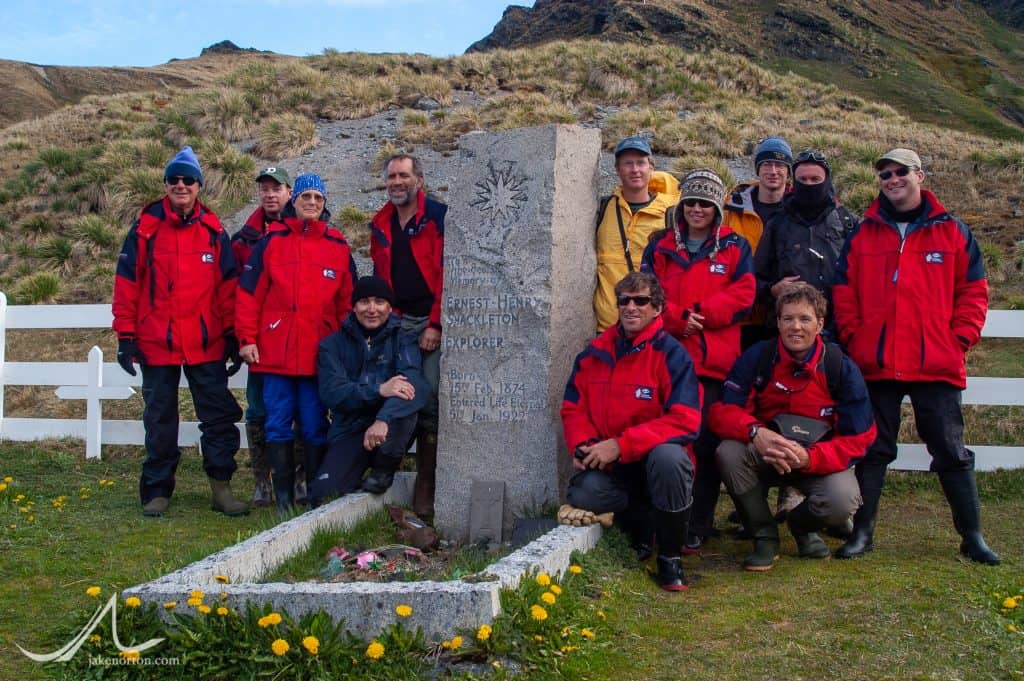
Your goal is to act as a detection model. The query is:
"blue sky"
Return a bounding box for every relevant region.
[1,0,531,67]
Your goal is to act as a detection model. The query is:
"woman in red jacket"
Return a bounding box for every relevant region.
[642,168,756,552]
[236,174,356,512]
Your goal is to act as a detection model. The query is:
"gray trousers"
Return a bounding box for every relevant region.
[566,443,695,514]
[400,314,440,434]
[716,439,861,527]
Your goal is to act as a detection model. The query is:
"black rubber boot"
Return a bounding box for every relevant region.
[938,469,1000,565]
[413,433,438,519]
[733,486,780,571]
[654,505,691,591]
[293,437,308,507]
[786,501,830,559]
[835,463,887,559]
[362,452,403,495]
[302,443,327,508]
[265,440,295,515]
[246,421,272,508]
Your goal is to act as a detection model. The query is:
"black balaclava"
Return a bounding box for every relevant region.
[789,163,835,220]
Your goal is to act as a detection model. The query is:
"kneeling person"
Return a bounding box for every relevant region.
[709,283,876,571]
[561,272,702,591]
[314,277,429,504]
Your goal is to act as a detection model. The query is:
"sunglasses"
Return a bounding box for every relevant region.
[616,295,653,307]
[878,166,913,180]
[682,198,715,209]
[166,176,198,187]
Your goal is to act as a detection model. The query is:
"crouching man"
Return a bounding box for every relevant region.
[709,283,876,570]
[560,272,702,591]
[312,276,429,505]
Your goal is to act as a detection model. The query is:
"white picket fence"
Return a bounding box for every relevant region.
[0,292,1022,468]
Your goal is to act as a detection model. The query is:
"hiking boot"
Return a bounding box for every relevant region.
[209,479,249,517]
[733,486,780,571]
[361,468,395,495]
[938,469,1000,565]
[246,421,272,508]
[786,502,830,559]
[142,496,169,517]
[413,433,438,519]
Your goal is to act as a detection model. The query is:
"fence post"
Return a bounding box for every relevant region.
[0,292,7,440]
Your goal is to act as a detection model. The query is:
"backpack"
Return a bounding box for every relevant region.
[752,340,844,397]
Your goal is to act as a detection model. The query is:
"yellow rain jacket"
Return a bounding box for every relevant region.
[593,171,680,332]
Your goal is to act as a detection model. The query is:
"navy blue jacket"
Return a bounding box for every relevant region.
[317,313,430,440]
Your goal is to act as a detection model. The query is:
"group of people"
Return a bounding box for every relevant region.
[112,135,1000,594]
[113,148,443,519]
[564,136,999,591]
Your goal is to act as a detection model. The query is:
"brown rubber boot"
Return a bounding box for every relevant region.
[413,433,438,519]
[209,478,250,517]
[246,421,272,508]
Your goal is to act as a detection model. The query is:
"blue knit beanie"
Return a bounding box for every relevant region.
[754,137,793,170]
[291,173,327,203]
[164,146,203,186]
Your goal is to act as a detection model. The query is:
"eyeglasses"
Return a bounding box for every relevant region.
[794,150,827,164]
[682,198,715,209]
[166,176,197,187]
[616,295,653,307]
[878,166,913,180]
[295,191,325,203]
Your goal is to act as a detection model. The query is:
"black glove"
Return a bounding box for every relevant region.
[117,337,144,376]
[223,332,243,377]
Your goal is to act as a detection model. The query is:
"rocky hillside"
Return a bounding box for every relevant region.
[470,0,1024,139]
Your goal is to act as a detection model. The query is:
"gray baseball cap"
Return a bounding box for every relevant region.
[256,166,292,186]
[875,148,922,171]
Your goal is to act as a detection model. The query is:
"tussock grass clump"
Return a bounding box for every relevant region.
[197,138,258,214]
[72,214,119,253]
[670,156,736,192]
[19,214,52,236]
[479,92,576,130]
[255,114,318,159]
[13,271,60,304]
[108,167,165,224]
[37,236,76,273]
[336,206,372,252]
[200,89,256,141]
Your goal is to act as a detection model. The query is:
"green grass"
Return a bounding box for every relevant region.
[0,444,1021,680]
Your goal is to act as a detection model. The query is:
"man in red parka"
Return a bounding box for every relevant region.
[561,271,702,591]
[710,283,875,570]
[832,148,999,565]
[113,146,247,518]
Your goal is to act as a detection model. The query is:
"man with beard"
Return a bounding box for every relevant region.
[753,149,857,340]
[369,154,444,518]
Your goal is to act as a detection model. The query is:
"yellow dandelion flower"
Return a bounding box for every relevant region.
[163,601,177,610]
[119,650,140,663]
[214,575,229,584]
[271,639,289,656]
[568,564,583,574]
[189,589,204,600]
[549,584,562,595]
[3,476,11,482]
[395,604,412,617]
[541,591,556,605]
[450,636,463,650]
[476,624,492,641]
[0,483,7,492]
[597,610,606,620]
[19,507,28,513]
[1016,595,1023,602]
[26,515,33,522]
[560,645,579,653]
[220,592,228,601]
[561,626,571,637]
[581,628,595,639]
[1003,597,1018,609]
[124,596,141,608]
[266,612,282,625]
[365,641,385,660]
[441,640,451,650]
[1009,624,1018,632]
[530,604,548,621]
[86,586,101,597]
[492,660,502,669]
[302,635,319,655]
[198,605,211,614]
[186,597,202,607]
[535,573,551,586]
[216,606,229,616]
[89,635,101,644]
[534,635,543,642]
[14,494,24,501]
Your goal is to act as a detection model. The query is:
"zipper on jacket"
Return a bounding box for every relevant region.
[875,323,886,368]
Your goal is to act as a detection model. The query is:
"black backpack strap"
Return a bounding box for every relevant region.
[823,342,844,397]
[664,204,675,231]
[752,341,778,393]
[595,194,613,231]
[614,201,636,272]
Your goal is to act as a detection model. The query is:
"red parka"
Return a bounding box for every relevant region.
[369,190,445,329]
[231,207,269,270]
[235,217,356,376]
[709,338,876,475]
[561,317,702,465]
[833,190,987,388]
[113,196,236,366]
[641,224,755,380]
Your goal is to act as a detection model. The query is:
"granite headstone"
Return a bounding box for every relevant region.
[434,124,600,541]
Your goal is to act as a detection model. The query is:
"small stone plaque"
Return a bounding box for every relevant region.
[468,480,505,544]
